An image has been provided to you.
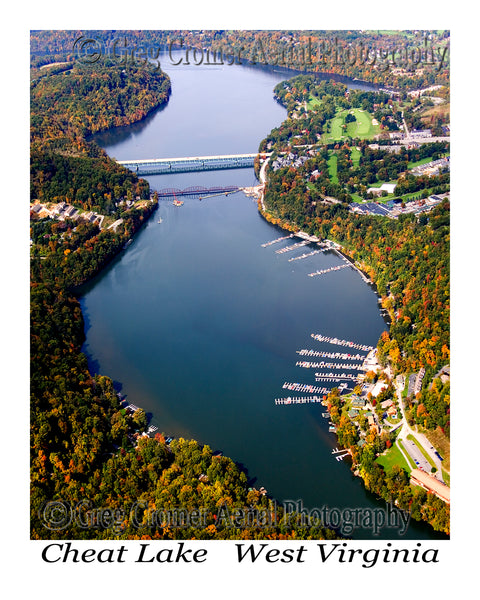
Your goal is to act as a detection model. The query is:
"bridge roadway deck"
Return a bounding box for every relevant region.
[117,153,272,175]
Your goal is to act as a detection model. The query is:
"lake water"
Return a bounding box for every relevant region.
[81,53,445,539]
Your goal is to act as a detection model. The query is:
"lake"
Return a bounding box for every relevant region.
[81,52,445,539]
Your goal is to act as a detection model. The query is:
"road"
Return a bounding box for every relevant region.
[394,376,445,481]
[401,110,409,137]
[257,156,270,210]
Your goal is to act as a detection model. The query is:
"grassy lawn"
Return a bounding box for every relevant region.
[350,193,364,203]
[327,110,347,142]
[327,152,338,184]
[347,109,379,139]
[307,95,323,111]
[322,108,380,143]
[367,30,416,38]
[394,187,437,203]
[407,154,449,170]
[376,440,413,474]
[407,156,435,169]
[351,147,361,167]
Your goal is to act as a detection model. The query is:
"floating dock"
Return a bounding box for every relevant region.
[282,382,330,394]
[288,249,324,262]
[275,396,324,405]
[296,349,366,360]
[311,333,374,352]
[315,372,359,382]
[261,234,294,247]
[308,263,349,277]
[276,241,309,254]
[296,361,366,370]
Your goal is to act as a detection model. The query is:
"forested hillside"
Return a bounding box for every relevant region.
[30,29,450,90]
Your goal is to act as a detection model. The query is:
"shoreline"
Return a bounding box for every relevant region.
[66,65,443,538]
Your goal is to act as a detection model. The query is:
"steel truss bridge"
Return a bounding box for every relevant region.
[156,185,240,199]
[117,153,271,175]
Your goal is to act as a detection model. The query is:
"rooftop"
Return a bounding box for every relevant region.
[410,469,450,504]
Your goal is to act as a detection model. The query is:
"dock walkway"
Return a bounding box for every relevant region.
[296,361,365,370]
[276,241,309,254]
[261,234,294,247]
[308,264,349,277]
[282,382,330,395]
[296,349,365,360]
[311,333,374,352]
[275,396,324,405]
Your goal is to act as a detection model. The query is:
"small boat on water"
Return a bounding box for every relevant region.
[158,217,163,223]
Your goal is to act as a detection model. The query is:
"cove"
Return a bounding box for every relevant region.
[80,52,445,539]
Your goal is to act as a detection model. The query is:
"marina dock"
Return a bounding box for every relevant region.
[275,396,324,405]
[308,263,349,277]
[276,241,309,254]
[282,382,331,395]
[332,448,350,461]
[296,361,365,370]
[296,349,365,360]
[311,333,374,352]
[315,372,359,382]
[274,331,373,410]
[288,249,324,262]
[261,234,294,247]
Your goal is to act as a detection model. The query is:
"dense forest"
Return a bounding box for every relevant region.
[31,62,171,144]
[30,29,450,90]
[31,61,170,213]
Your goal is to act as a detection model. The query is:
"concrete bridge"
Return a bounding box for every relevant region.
[117,153,272,176]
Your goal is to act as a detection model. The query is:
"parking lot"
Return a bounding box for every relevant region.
[403,438,431,471]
